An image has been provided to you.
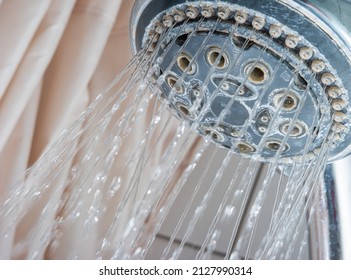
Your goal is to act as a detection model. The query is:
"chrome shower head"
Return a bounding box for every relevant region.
[130,0,351,164]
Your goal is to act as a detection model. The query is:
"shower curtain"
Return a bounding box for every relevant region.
[0,0,127,192]
[0,0,129,258]
[0,0,194,259]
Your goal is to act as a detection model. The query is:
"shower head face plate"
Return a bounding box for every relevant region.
[155,24,328,162]
[131,0,351,164]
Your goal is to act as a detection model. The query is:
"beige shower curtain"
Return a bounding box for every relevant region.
[0,0,139,259]
[0,0,200,259]
[0,0,131,192]
[0,0,133,258]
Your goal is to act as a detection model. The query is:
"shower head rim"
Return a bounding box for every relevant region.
[130,0,351,58]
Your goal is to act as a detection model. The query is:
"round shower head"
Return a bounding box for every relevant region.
[130,0,351,164]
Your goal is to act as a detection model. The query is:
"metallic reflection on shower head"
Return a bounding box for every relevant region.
[130,0,351,164]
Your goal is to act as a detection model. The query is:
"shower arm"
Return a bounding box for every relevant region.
[326,161,351,260]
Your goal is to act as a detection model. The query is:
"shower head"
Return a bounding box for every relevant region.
[130,0,351,164]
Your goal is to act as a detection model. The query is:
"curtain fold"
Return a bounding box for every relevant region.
[0,0,130,258]
[0,0,126,191]
[0,1,79,192]
[0,0,52,100]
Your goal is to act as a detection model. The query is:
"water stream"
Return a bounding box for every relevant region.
[0,18,334,260]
